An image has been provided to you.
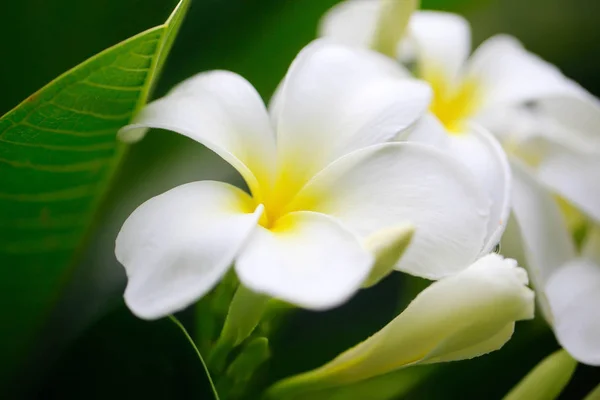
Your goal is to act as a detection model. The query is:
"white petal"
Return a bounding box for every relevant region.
[468,35,588,110]
[447,125,512,253]
[406,119,510,253]
[319,0,418,58]
[531,138,600,223]
[118,71,276,200]
[546,259,600,366]
[275,40,430,196]
[116,181,262,320]
[288,143,490,279]
[509,159,576,322]
[408,11,471,84]
[534,95,600,153]
[318,0,383,49]
[509,160,577,284]
[399,112,450,147]
[267,254,534,393]
[235,211,373,310]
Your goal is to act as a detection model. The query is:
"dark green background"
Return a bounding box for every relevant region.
[1,0,599,398]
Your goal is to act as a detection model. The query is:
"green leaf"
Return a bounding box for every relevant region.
[0,0,189,387]
[208,284,269,372]
[34,304,219,399]
[503,349,577,400]
[584,382,600,400]
[219,337,271,399]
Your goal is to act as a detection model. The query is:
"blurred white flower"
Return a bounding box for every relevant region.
[267,254,534,397]
[508,160,600,366]
[321,2,600,365]
[321,0,600,227]
[115,40,493,319]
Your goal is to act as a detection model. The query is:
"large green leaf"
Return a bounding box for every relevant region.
[0,0,189,388]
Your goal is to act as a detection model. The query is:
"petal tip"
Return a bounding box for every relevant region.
[118,124,148,143]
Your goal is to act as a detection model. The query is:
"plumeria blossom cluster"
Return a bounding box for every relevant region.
[114,0,599,397]
[322,0,600,368]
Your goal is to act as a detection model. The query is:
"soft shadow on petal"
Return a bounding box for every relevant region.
[535,95,600,153]
[235,211,373,310]
[399,112,449,147]
[289,142,490,279]
[530,137,600,223]
[404,118,511,254]
[446,124,511,253]
[275,40,429,190]
[118,71,276,199]
[508,159,576,324]
[509,159,577,287]
[116,181,262,320]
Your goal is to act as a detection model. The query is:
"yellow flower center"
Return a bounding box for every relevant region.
[255,162,314,230]
[426,72,481,134]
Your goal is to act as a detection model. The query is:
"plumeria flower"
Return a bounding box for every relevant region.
[115,40,493,319]
[321,1,513,254]
[267,253,535,398]
[507,160,600,366]
[321,0,600,242]
[321,1,600,365]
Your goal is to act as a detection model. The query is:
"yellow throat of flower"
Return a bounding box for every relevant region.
[427,72,480,134]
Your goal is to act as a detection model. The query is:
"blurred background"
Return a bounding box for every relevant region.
[1,0,599,398]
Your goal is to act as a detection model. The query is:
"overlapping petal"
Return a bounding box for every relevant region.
[318,0,383,49]
[468,35,587,110]
[274,40,430,198]
[533,95,600,153]
[235,211,373,310]
[543,227,600,366]
[509,160,576,291]
[288,142,490,279]
[405,119,511,253]
[118,71,276,200]
[267,254,534,395]
[409,11,471,84]
[532,138,600,223]
[445,125,511,252]
[545,258,600,366]
[116,181,263,320]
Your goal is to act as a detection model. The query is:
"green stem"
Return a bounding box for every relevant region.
[170,315,221,400]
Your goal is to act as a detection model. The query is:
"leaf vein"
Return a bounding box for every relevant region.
[81,80,143,92]
[0,137,115,152]
[0,185,97,202]
[0,157,111,172]
[48,101,133,120]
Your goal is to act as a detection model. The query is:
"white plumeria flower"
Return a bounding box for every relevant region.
[507,160,600,366]
[267,253,534,397]
[321,2,516,253]
[115,40,493,319]
[322,0,600,235]
[321,2,600,365]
